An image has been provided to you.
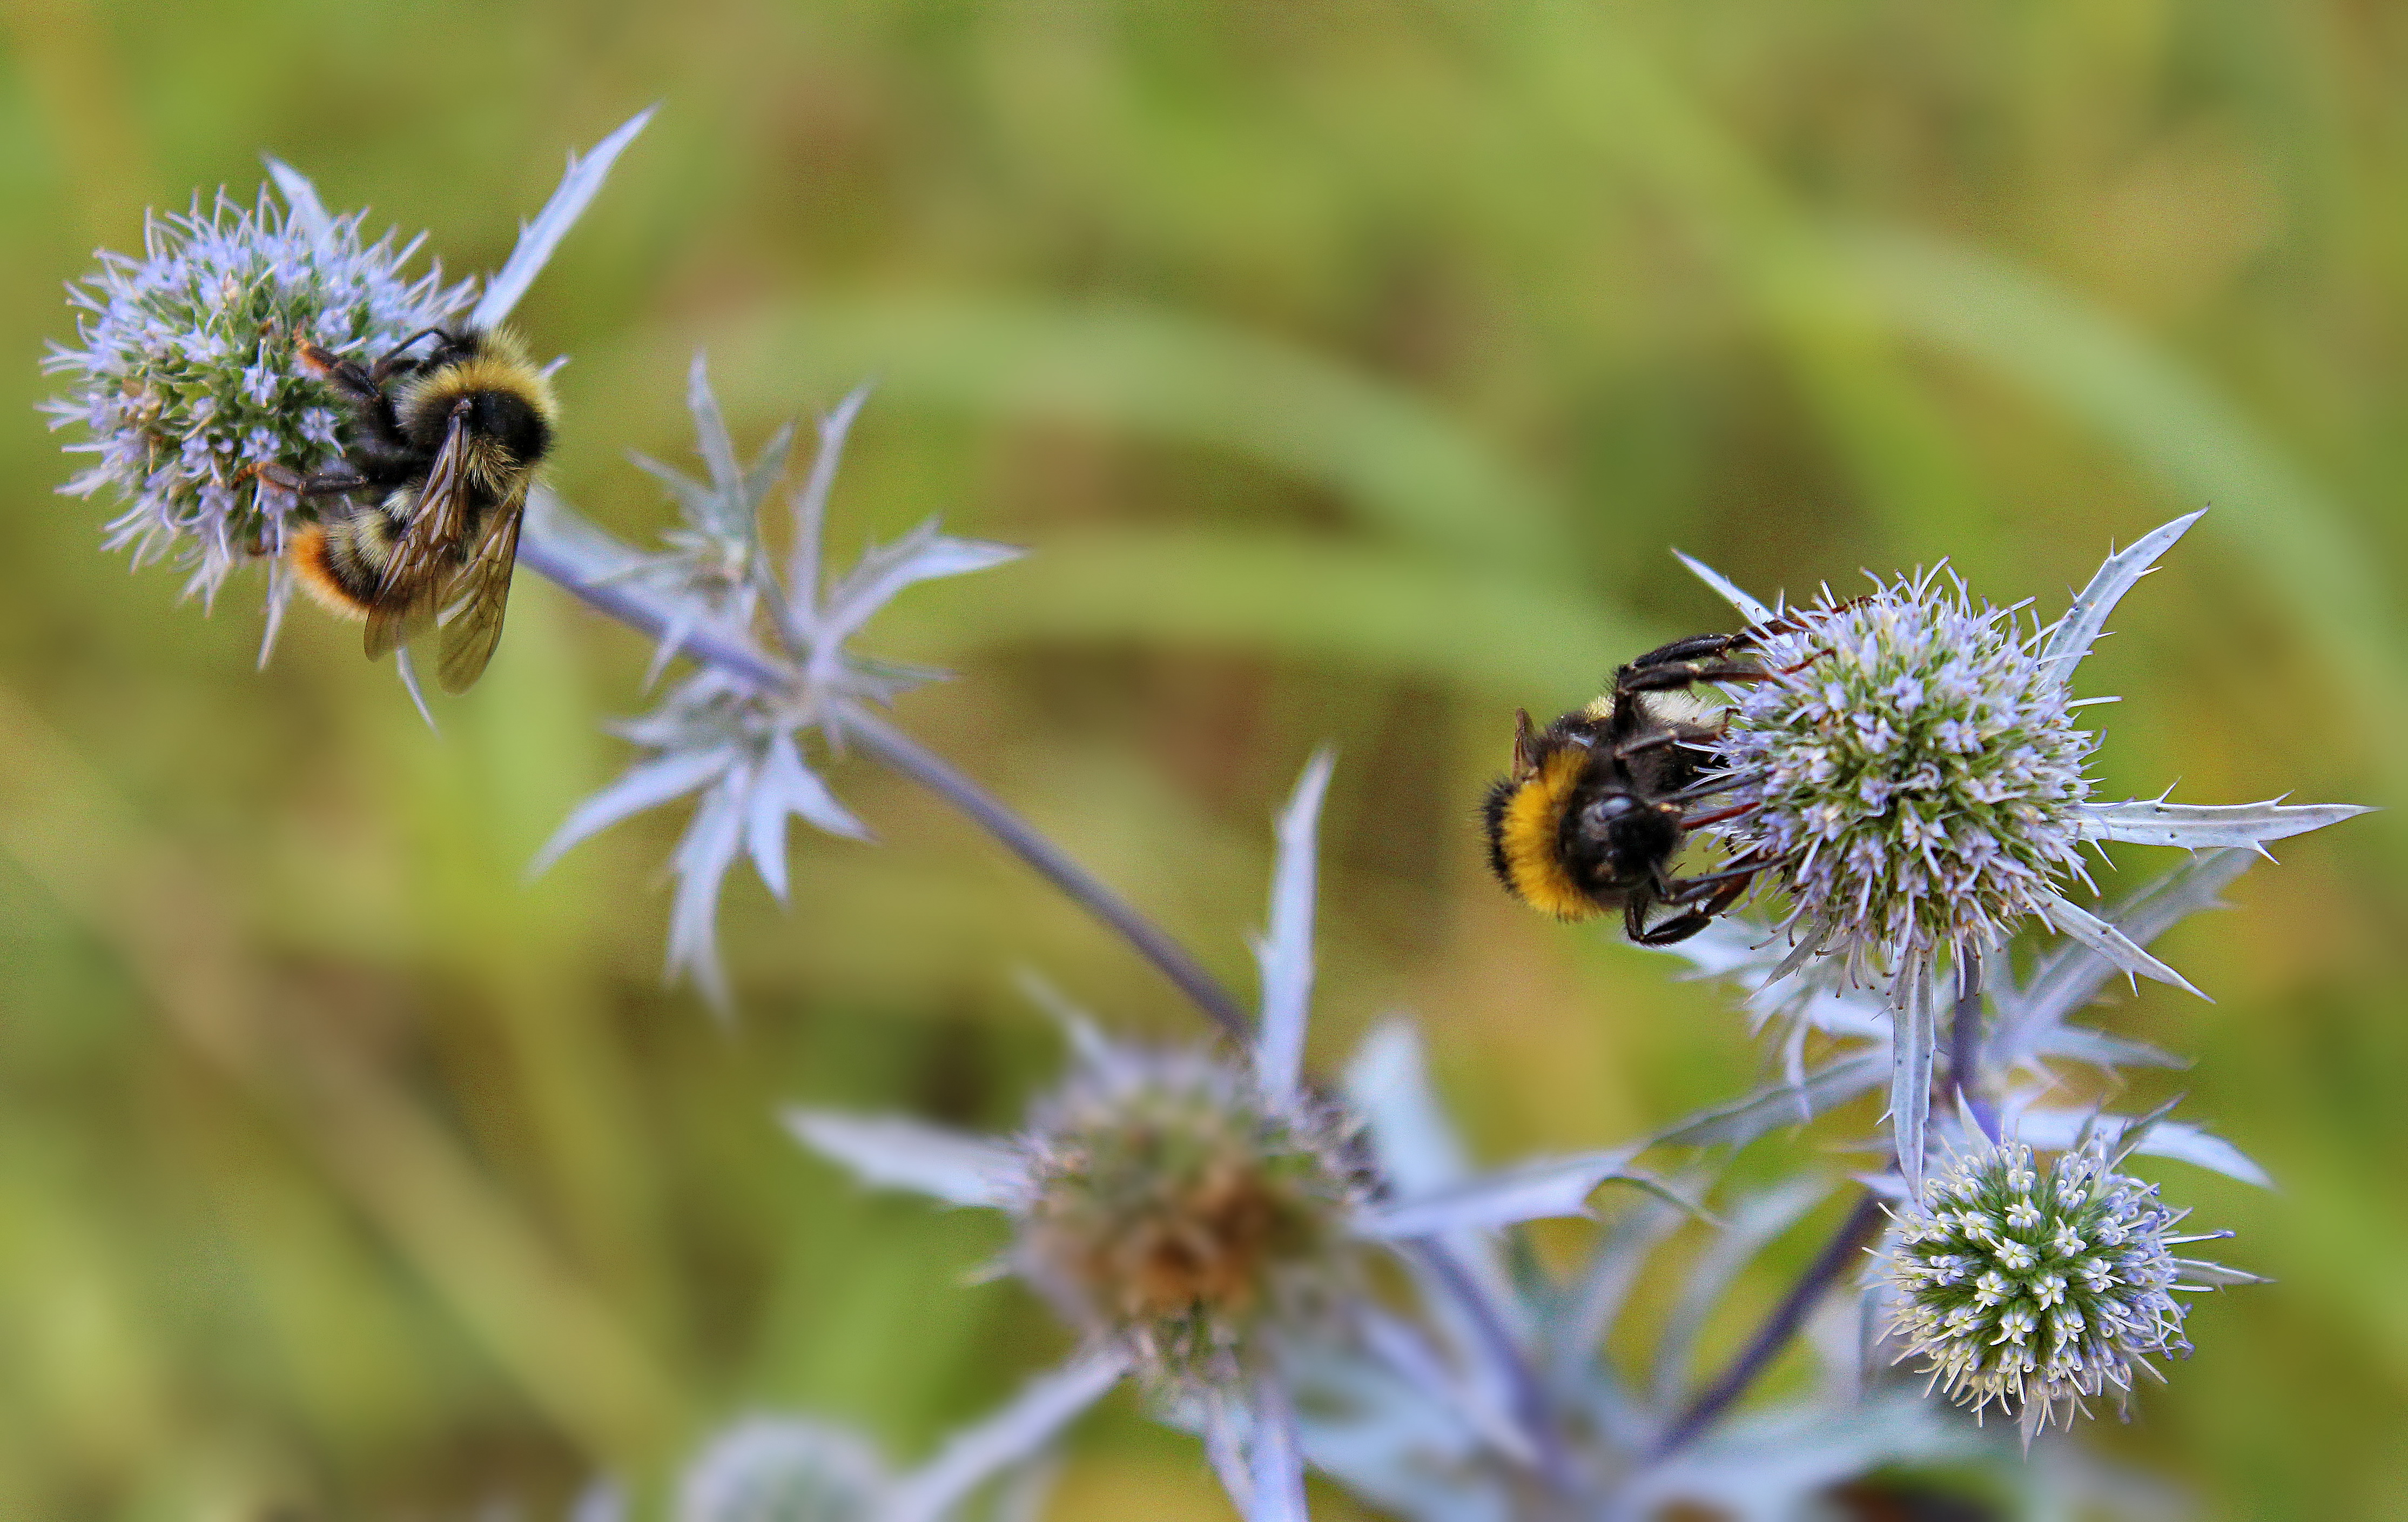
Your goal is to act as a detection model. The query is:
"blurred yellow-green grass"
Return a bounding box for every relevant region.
[3,1,2403,1517]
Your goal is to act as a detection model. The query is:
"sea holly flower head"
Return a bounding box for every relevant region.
[42,185,470,606]
[1875,1111,2255,1445]
[1018,1042,1369,1391]
[1711,565,2096,995]
[786,755,1381,1402]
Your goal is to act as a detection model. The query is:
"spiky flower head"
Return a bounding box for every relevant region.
[1015,1045,1370,1392]
[1878,1130,2239,1441]
[1709,568,2096,996]
[42,186,470,605]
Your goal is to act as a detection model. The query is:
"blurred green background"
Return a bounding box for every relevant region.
[2,1,2402,1517]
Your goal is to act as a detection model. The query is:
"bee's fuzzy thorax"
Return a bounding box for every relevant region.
[1484,746,1600,921]
[396,327,559,434]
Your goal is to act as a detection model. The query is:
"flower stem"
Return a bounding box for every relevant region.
[1401,1240,1576,1498]
[836,702,1253,1045]
[519,529,793,693]
[1951,958,2001,1144]
[1649,1190,1886,1460]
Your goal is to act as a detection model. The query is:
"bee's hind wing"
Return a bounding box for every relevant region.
[434,491,524,693]
[364,402,476,661]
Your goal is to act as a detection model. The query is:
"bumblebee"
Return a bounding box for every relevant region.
[1481,629,1774,945]
[277,326,555,693]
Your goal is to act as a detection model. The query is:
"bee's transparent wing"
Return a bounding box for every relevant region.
[435,491,524,693]
[364,404,476,661]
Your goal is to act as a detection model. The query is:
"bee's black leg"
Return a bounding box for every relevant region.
[297,340,411,447]
[1627,632,1749,670]
[371,326,450,379]
[1617,660,1773,695]
[1677,800,1759,833]
[1629,866,1760,944]
[1660,855,1770,903]
[289,467,371,497]
[1624,895,1654,943]
[1660,772,1748,806]
[1612,728,1684,761]
[1629,910,1714,946]
[243,461,368,497]
[1738,594,1873,644]
[295,342,380,403]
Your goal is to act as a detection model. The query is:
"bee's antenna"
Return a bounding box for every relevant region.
[374,325,450,373]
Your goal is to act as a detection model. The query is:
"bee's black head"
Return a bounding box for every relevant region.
[1566,788,1680,892]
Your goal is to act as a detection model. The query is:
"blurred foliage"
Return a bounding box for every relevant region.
[2,0,2403,1517]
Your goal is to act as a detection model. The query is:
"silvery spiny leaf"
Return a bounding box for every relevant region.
[533,666,870,1013]
[803,517,1025,668]
[666,1399,1073,1522]
[1989,848,2254,1074]
[1649,1179,1829,1412]
[529,384,1020,1014]
[1645,849,2269,1171]
[2002,1102,2271,1190]
[618,353,799,685]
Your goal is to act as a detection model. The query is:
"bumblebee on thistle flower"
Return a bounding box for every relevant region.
[1480,607,1860,945]
[42,111,651,693]
[1491,512,2364,1011]
[1489,514,2364,1209]
[270,325,555,692]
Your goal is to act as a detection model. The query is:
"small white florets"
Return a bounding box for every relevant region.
[1709,568,2096,995]
[1878,1134,2224,1440]
[42,187,469,605]
[1013,1047,1368,1392]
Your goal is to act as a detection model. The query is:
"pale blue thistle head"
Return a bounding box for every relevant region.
[1877,1126,2246,1444]
[1710,565,2096,995]
[1685,512,2364,1028]
[524,368,1021,1015]
[41,186,470,605]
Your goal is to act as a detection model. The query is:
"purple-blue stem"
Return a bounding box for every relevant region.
[1649,1190,1887,1460]
[1952,960,2001,1144]
[1402,1239,1576,1498]
[832,702,1253,1044]
[1654,961,2000,1459]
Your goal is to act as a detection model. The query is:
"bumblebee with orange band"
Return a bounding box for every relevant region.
[1481,628,1784,946]
[273,326,555,694]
